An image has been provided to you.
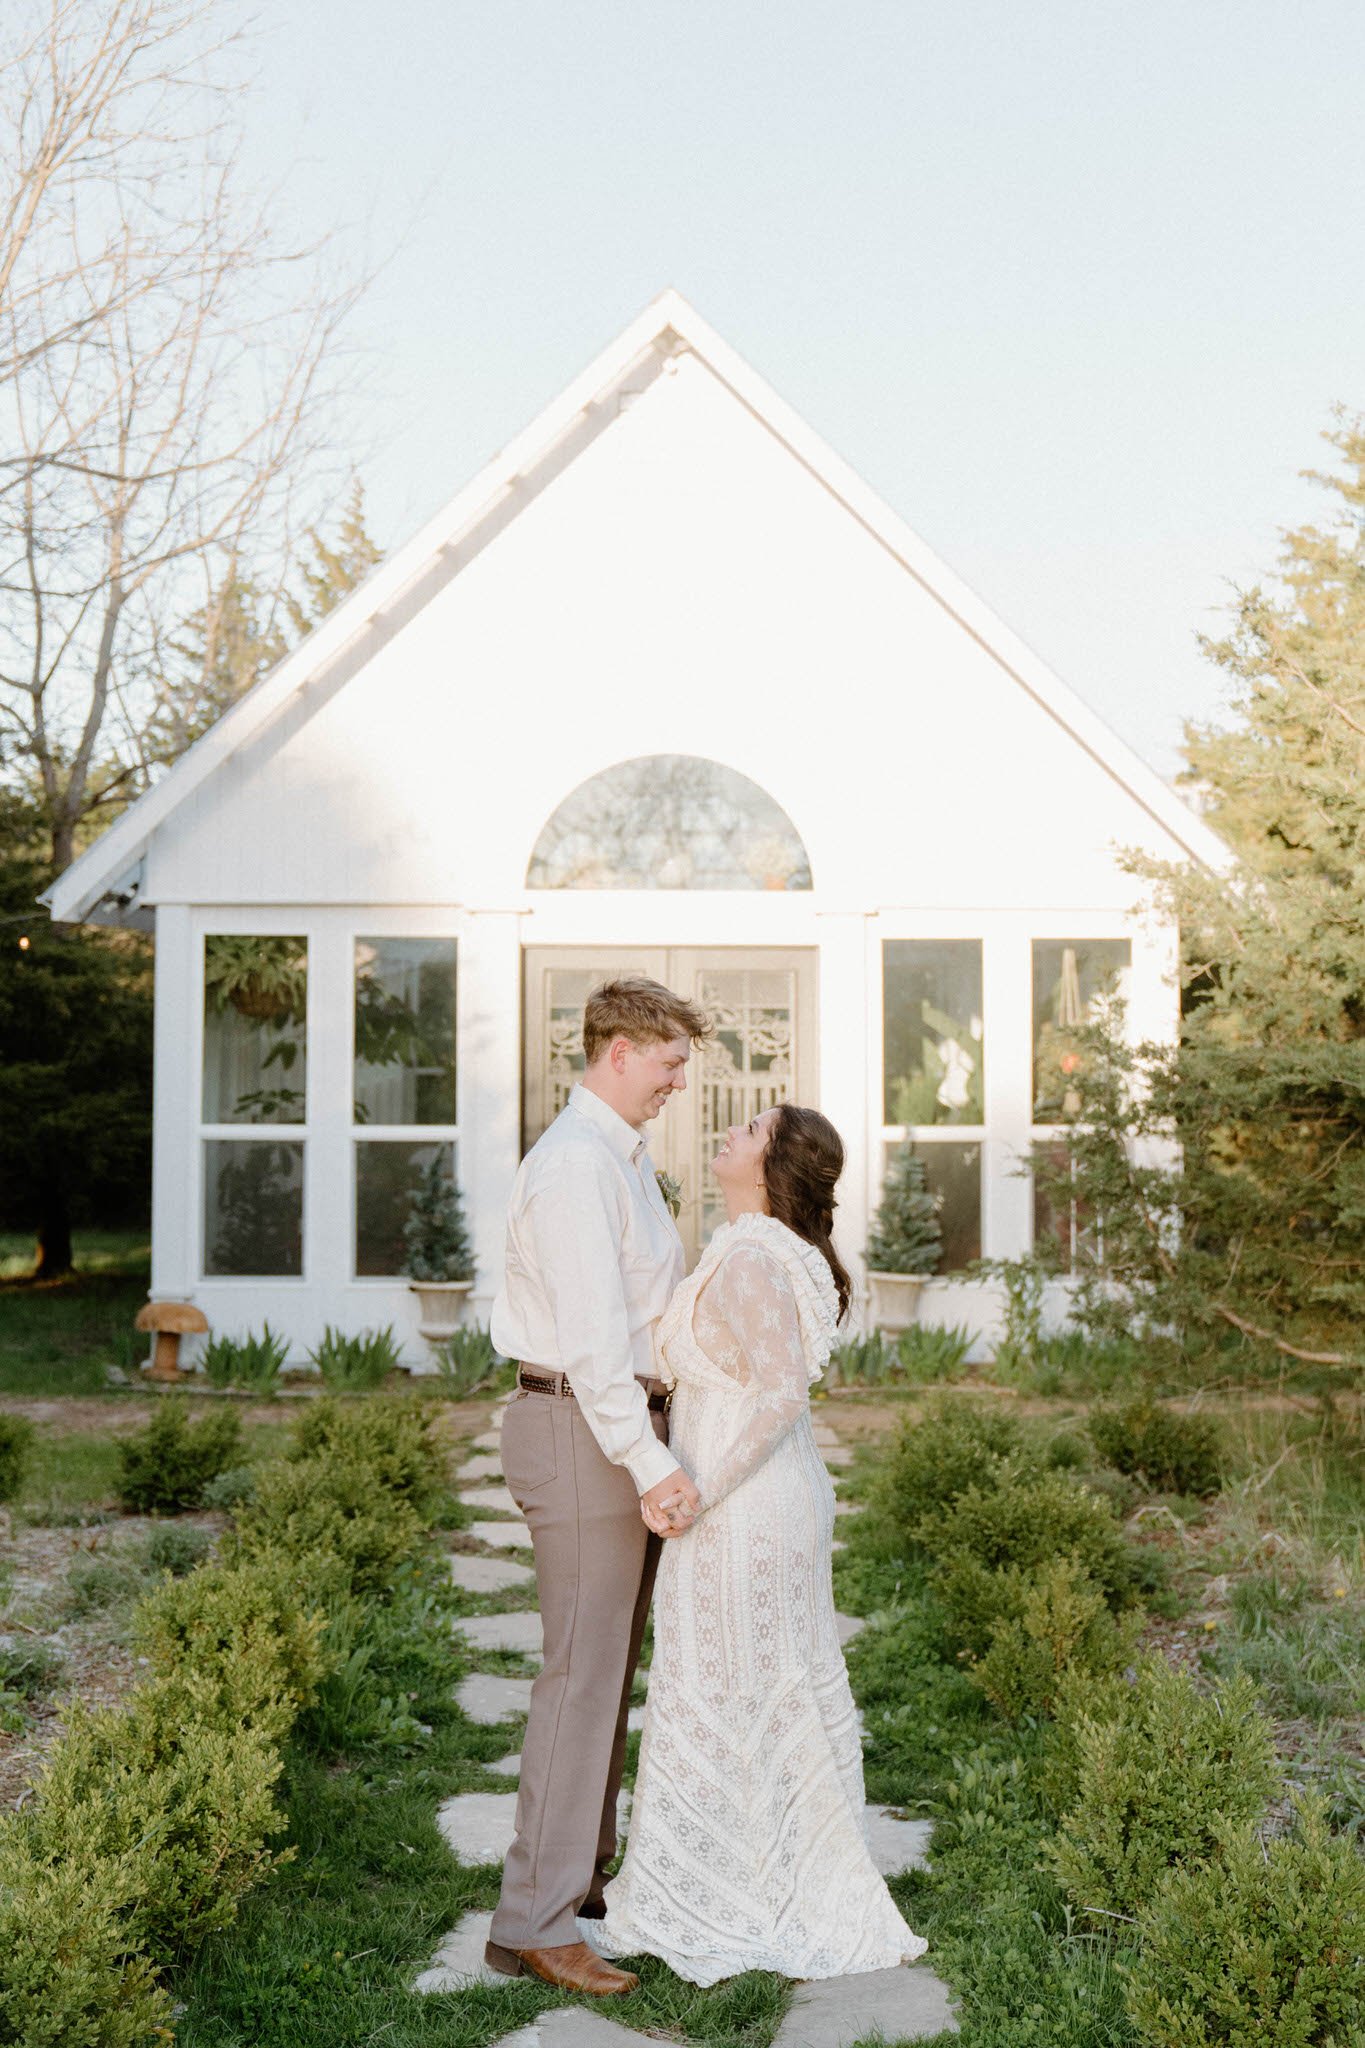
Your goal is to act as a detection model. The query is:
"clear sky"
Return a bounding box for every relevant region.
[248,1,1365,779]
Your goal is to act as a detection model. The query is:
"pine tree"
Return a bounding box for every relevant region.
[865,1146,942,1275]
[1049,416,1365,1370]
[285,479,384,638]
[401,1157,474,1283]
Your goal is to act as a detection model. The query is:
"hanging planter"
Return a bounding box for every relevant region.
[204,936,307,1027]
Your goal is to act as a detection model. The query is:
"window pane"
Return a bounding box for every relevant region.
[355,1139,454,1277]
[354,938,457,1125]
[204,1140,303,1276]
[883,941,984,1125]
[893,1141,980,1273]
[527,754,812,890]
[1032,1141,1100,1275]
[203,936,307,1124]
[1032,940,1131,1122]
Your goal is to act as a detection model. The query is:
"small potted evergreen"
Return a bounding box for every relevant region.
[864,1145,942,1333]
[402,1157,475,1341]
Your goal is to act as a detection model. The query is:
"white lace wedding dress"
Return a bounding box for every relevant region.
[595,1212,927,1984]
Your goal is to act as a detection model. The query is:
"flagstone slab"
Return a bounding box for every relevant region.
[772,1962,959,2045]
[865,1804,933,1876]
[456,1672,535,1724]
[836,1612,866,1648]
[457,1610,544,1658]
[413,1908,504,1989]
[449,1553,535,1595]
[462,1484,525,1519]
[487,2014,664,2048]
[457,1452,507,1483]
[472,1429,504,1450]
[812,1424,840,1447]
[833,1498,864,1517]
[823,1446,855,1469]
[487,1751,521,1776]
[437,1786,631,1869]
[467,1520,534,1551]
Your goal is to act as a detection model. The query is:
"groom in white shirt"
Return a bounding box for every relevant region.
[485,976,710,1995]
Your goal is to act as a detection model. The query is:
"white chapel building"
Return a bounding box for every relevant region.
[47,291,1229,1365]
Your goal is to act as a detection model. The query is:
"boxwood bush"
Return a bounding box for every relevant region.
[116,1400,242,1514]
[1087,1396,1224,1498]
[870,1396,1026,1535]
[1123,1793,1365,2046]
[1045,1657,1280,1922]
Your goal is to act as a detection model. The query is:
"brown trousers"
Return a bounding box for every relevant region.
[488,1387,666,1950]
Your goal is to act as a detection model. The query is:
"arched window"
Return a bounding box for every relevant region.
[526,754,813,891]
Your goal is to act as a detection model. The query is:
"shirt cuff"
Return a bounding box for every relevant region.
[625,1435,684,1496]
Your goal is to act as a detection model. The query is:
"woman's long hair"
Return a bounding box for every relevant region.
[762,1103,853,1321]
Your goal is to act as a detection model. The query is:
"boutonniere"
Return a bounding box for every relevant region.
[656,1169,683,1219]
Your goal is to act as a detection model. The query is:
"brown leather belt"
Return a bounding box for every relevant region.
[516,1364,671,1412]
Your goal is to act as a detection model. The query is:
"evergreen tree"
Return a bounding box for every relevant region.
[865,1146,942,1275]
[1047,417,1365,1370]
[284,479,384,638]
[401,1157,475,1283]
[0,794,153,1276]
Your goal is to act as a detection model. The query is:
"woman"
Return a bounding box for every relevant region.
[593,1103,928,1984]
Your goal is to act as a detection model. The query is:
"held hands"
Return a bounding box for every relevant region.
[640,1467,701,1538]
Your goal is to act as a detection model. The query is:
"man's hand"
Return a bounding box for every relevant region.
[640,1467,701,1537]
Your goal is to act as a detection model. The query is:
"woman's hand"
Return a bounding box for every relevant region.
[640,1487,699,1537]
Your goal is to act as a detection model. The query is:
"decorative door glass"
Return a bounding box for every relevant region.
[523,949,816,1264]
[695,967,796,1246]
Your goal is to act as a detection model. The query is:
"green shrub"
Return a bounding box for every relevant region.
[967,1555,1143,1722]
[286,1395,445,1507]
[0,1637,64,1701]
[299,1561,461,1755]
[1124,1794,1365,2046]
[144,1523,212,1577]
[918,1464,1149,1648]
[22,1685,290,1962]
[0,1415,34,1504]
[870,1397,1025,1536]
[307,1323,403,1392]
[234,1456,424,1596]
[0,1830,173,2047]
[116,1400,242,1514]
[199,1464,257,1511]
[63,1552,149,1617]
[201,1324,288,1394]
[1044,1658,1280,1922]
[431,1323,505,1400]
[133,1556,331,1743]
[1088,1396,1224,1497]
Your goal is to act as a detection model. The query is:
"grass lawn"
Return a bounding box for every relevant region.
[0,1228,150,1395]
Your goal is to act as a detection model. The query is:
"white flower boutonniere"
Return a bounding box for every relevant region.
[656,1169,683,1219]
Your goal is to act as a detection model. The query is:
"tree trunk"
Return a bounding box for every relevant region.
[34,1199,73,1280]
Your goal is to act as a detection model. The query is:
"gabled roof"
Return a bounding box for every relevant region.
[46,287,1231,923]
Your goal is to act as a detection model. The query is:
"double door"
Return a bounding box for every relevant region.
[523,947,818,1265]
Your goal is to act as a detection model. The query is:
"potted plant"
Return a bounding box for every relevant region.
[402,1156,475,1341]
[864,1144,942,1333]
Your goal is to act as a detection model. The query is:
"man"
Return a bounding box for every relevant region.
[485,976,711,1996]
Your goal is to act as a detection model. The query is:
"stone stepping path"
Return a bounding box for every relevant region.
[467,1520,534,1551]
[450,1553,535,1595]
[462,1483,526,1518]
[458,1451,507,1483]
[425,1394,957,2040]
[458,1610,544,1659]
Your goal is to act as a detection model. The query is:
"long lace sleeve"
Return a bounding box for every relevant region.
[694,1241,810,1510]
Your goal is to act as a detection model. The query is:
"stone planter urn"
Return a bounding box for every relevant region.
[408,1279,474,1343]
[866,1271,928,1336]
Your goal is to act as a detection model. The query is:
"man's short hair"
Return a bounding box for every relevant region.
[582,977,712,1067]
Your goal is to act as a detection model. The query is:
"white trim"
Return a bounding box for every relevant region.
[45,289,1232,926]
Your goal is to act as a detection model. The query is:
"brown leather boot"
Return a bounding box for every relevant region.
[483,1938,638,1995]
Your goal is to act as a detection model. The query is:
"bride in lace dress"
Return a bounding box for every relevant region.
[594,1104,927,1985]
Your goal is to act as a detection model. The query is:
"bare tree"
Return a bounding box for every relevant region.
[0,0,366,872]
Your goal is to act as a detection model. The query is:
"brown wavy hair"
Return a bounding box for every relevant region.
[582,977,712,1066]
[762,1103,852,1320]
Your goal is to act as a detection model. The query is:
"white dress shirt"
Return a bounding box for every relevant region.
[491,1083,685,1495]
